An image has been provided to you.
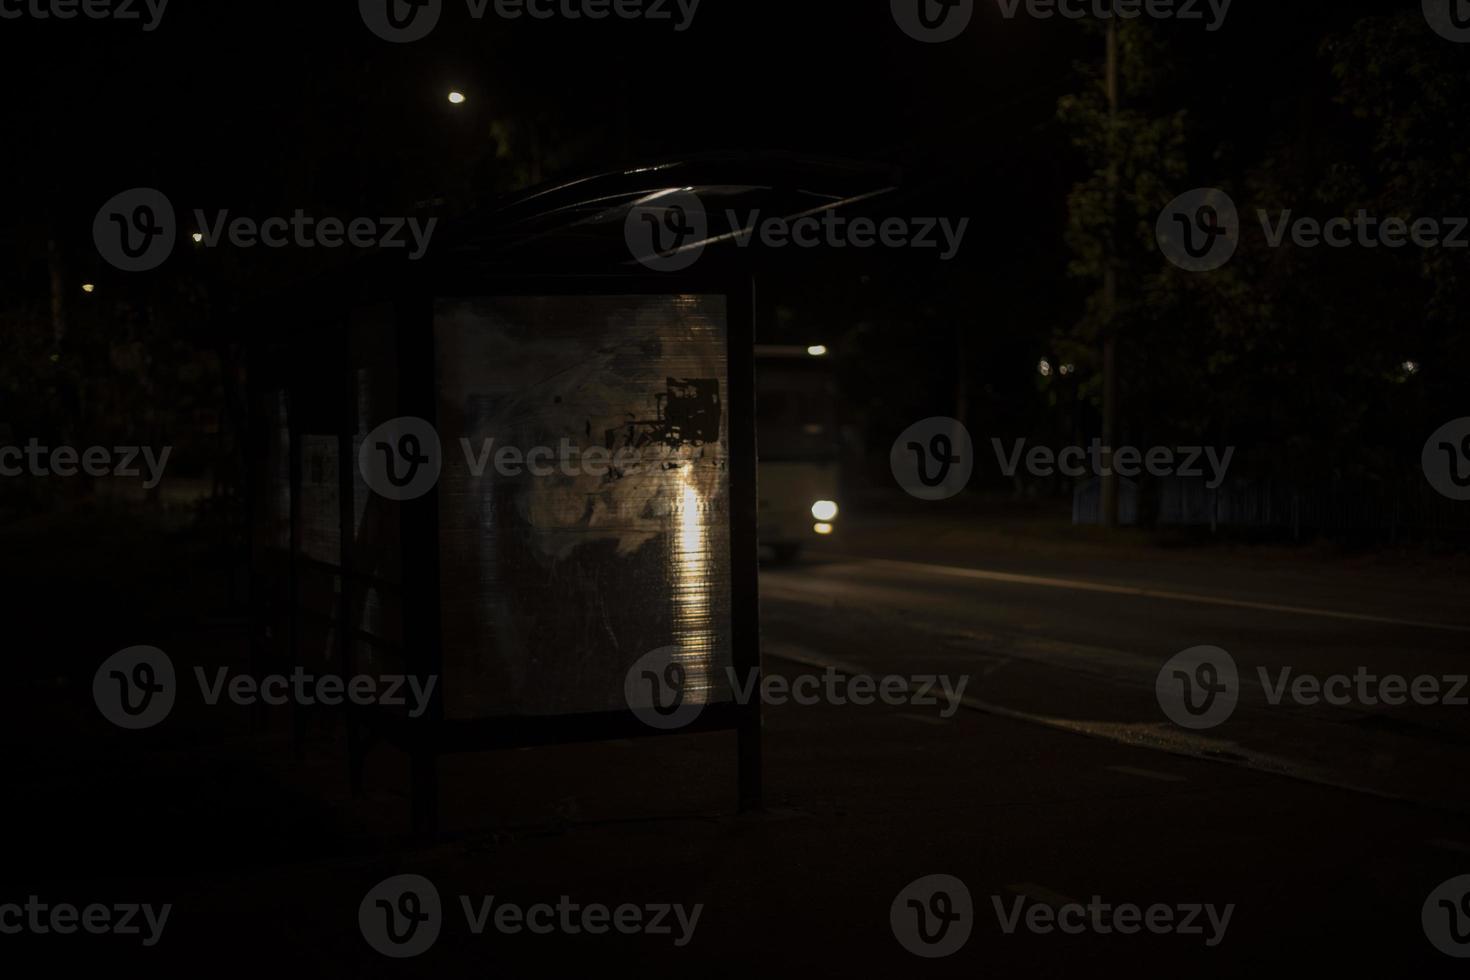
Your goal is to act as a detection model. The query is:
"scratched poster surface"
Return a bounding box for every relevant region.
[434,294,734,720]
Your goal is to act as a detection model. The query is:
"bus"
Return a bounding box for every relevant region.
[755,344,841,563]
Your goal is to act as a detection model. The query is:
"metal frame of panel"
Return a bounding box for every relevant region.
[312,273,764,831]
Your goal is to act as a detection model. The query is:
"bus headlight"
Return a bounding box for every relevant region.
[810,500,839,521]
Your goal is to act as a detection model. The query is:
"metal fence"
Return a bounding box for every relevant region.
[1074,476,1470,539]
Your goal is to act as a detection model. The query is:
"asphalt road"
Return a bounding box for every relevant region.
[762,525,1470,812]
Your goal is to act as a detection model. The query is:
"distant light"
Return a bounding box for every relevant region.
[1038,358,1052,377]
[191,232,204,244]
[1402,360,1420,376]
[447,91,466,104]
[813,522,834,536]
[81,283,95,294]
[807,345,828,357]
[1059,363,1076,376]
[811,500,839,522]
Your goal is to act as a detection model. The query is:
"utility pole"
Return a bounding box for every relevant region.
[1100,18,1121,529]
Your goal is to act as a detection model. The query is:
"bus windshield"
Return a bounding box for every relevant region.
[756,361,839,462]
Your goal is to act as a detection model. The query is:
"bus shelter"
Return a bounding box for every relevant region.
[244,155,898,830]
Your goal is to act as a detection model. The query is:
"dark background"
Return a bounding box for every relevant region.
[3,2,1470,975]
[6,0,1466,509]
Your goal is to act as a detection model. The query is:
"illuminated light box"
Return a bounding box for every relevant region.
[432,293,737,721]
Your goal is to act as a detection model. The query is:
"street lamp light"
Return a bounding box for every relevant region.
[447,91,467,105]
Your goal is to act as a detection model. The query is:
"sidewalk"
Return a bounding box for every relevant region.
[7,632,1462,975]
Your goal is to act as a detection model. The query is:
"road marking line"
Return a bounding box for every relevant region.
[851,557,1470,634]
[765,641,1469,817]
[1105,765,1187,783]
[1428,839,1470,855]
